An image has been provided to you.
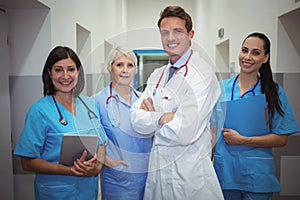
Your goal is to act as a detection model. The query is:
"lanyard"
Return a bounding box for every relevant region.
[153,51,193,96]
[231,74,260,100]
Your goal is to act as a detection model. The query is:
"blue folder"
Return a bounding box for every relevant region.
[220,94,270,151]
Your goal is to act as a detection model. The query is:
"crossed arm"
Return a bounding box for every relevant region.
[140,97,175,126]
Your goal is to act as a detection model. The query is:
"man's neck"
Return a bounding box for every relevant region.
[169,48,191,66]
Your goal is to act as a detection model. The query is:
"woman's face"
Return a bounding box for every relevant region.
[239,37,269,74]
[111,54,136,86]
[49,58,78,94]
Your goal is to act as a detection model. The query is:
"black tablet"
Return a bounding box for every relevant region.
[59,134,98,166]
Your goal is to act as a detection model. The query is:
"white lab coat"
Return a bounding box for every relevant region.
[131,51,224,200]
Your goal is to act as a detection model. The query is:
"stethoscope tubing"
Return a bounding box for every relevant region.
[231,74,260,101]
[106,82,139,105]
[52,95,68,125]
[153,51,193,96]
[52,94,107,144]
[52,95,99,125]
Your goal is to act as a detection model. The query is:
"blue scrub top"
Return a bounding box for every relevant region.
[212,75,299,193]
[14,95,106,200]
[94,83,152,199]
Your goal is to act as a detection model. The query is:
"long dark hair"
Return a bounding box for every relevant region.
[42,46,85,97]
[243,32,284,116]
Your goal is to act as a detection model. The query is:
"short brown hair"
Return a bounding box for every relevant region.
[157,6,193,33]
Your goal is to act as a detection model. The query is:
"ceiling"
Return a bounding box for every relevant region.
[0,0,46,10]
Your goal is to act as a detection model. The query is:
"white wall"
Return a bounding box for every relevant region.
[126,0,196,29]
[3,0,300,199]
[277,8,300,73]
[39,0,126,74]
[123,0,300,73]
[8,0,300,75]
[8,8,51,75]
[193,0,300,73]
[105,0,197,56]
[35,0,200,75]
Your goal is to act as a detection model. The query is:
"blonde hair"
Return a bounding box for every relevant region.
[106,46,137,72]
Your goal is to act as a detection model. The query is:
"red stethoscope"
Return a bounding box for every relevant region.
[153,51,193,96]
[106,82,140,105]
[106,82,139,127]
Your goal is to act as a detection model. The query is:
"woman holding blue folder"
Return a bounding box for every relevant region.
[212,32,299,200]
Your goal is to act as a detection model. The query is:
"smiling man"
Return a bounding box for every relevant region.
[130,5,224,200]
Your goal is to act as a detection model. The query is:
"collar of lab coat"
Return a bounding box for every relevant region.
[168,48,192,68]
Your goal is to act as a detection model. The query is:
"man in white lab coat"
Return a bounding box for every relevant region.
[130,6,224,200]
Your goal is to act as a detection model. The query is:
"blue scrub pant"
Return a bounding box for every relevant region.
[223,190,272,200]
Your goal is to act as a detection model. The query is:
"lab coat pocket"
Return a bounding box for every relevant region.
[162,96,176,112]
[159,91,178,112]
[38,183,78,200]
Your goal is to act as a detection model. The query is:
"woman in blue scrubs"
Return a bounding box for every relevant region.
[212,32,299,200]
[94,46,152,200]
[14,46,107,200]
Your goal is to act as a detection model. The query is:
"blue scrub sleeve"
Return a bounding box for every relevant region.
[271,86,299,135]
[14,103,46,158]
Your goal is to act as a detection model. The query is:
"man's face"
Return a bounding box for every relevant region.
[159,17,194,63]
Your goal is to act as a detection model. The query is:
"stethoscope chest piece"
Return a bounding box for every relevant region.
[153,88,156,96]
[59,118,68,126]
[52,95,69,126]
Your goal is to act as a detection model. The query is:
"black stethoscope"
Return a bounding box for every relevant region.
[106,82,140,105]
[231,74,260,101]
[153,51,193,96]
[52,95,98,126]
